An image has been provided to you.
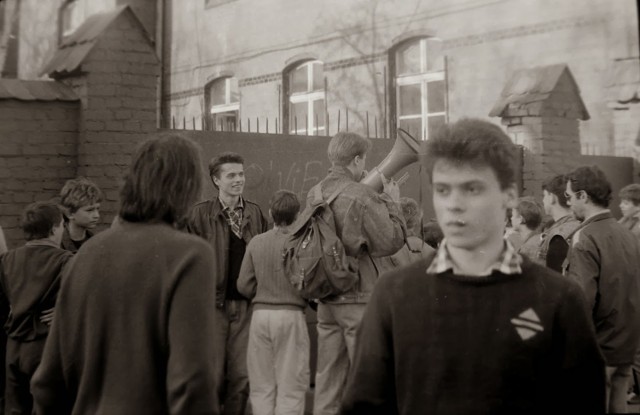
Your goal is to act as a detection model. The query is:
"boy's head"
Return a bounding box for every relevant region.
[269,190,300,227]
[22,201,64,243]
[541,174,570,214]
[618,183,640,218]
[511,198,543,232]
[327,132,372,179]
[120,133,203,224]
[424,118,518,252]
[208,152,245,198]
[565,166,612,221]
[400,197,423,237]
[59,177,102,229]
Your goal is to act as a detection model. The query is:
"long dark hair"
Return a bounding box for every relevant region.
[119,133,203,224]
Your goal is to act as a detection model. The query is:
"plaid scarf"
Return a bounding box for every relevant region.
[220,198,244,239]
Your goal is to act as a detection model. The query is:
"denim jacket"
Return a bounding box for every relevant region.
[310,166,406,304]
[186,198,268,307]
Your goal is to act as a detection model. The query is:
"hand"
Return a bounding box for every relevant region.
[381,172,400,202]
[40,307,55,326]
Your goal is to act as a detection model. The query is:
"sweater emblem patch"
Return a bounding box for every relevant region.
[510,308,544,340]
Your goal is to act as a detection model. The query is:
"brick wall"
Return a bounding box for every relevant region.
[58,10,159,226]
[612,105,640,158]
[0,100,79,248]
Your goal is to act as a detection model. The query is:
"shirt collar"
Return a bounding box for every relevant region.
[328,165,358,182]
[426,238,522,276]
[218,196,244,212]
[25,239,61,249]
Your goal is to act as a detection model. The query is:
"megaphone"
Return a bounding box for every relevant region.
[360,128,422,192]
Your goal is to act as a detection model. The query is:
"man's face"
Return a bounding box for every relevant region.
[620,199,640,218]
[565,181,585,221]
[432,159,516,252]
[69,203,100,229]
[213,163,245,199]
[542,189,554,215]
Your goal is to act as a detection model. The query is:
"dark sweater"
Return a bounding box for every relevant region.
[60,225,93,253]
[341,257,605,415]
[0,242,73,341]
[227,231,247,300]
[31,220,221,415]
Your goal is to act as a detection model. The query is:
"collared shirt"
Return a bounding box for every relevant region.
[219,196,244,239]
[427,238,523,276]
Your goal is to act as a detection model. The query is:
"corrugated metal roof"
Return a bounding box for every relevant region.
[489,64,589,120]
[41,5,152,78]
[0,79,78,101]
[606,58,640,103]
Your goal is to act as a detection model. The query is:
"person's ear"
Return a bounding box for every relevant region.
[578,190,589,204]
[211,175,220,188]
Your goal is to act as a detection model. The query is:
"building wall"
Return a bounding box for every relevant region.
[59,10,160,224]
[0,100,79,248]
[167,0,639,154]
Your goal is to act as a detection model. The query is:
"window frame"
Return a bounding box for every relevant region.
[285,60,326,135]
[390,37,447,140]
[205,76,240,131]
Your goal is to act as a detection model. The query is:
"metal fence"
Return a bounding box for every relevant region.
[166,109,393,139]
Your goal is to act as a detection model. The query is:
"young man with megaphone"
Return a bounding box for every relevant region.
[309,131,407,415]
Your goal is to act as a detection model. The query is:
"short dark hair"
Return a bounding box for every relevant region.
[208,152,244,188]
[619,184,640,206]
[424,118,517,190]
[59,177,103,215]
[119,133,203,224]
[270,190,300,226]
[515,198,543,231]
[327,132,372,166]
[542,174,570,209]
[422,219,444,250]
[22,201,62,241]
[566,166,612,208]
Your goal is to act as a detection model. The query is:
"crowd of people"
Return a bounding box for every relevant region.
[0,117,639,414]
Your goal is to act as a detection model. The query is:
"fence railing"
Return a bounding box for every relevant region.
[165,109,395,139]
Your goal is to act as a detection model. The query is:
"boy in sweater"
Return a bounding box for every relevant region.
[341,118,605,414]
[59,177,102,253]
[0,201,72,414]
[237,190,310,415]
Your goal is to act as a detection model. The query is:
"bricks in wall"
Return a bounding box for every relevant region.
[0,100,80,248]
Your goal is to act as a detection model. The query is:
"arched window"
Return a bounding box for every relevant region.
[205,76,239,131]
[392,37,446,140]
[285,60,325,135]
[58,0,78,42]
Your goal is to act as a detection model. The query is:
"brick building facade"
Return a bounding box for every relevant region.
[162,0,639,157]
[2,0,639,157]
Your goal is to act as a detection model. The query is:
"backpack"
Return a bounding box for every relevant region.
[282,182,359,300]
